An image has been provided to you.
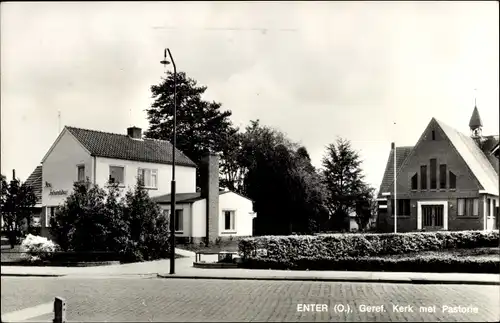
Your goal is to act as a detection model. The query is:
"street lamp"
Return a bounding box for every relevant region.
[393,122,397,234]
[161,48,177,274]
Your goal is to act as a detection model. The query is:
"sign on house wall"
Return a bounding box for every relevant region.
[49,189,68,196]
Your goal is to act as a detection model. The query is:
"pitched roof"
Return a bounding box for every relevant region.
[378,146,413,196]
[378,118,499,197]
[152,192,203,204]
[468,106,483,129]
[436,120,498,195]
[24,166,42,203]
[65,127,196,167]
[152,190,254,204]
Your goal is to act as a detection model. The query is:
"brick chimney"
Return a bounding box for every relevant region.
[127,126,142,139]
[200,153,220,245]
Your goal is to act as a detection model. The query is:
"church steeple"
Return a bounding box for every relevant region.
[469,90,483,138]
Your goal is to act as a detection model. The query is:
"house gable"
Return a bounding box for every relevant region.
[41,128,91,164]
[386,118,483,199]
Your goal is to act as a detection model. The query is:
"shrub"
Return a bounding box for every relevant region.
[241,255,499,273]
[49,180,170,263]
[239,230,500,263]
[20,234,59,261]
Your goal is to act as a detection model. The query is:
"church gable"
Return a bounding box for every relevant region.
[388,118,482,197]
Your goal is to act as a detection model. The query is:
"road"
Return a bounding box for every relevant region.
[1,276,499,322]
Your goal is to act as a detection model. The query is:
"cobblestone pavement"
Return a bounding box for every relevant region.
[2,277,499,322]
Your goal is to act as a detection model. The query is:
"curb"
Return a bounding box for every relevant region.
[156,274,500,286]
[1,273,66,277]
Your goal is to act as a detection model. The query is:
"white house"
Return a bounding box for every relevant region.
[152,153,256,243]
[27,125,255,242]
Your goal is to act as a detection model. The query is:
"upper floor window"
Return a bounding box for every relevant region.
[109,166,125,184]
[431,130,436,140]
[457,198,479,217]
[430,159,437,189]
[77,165,85,182]
[224,210,236,231]
[411,173,418,190]
[449,171,456,189]
[420,165,427,190]
[137,168,158,188]
[439,164,447,189]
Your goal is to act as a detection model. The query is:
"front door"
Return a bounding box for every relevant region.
[422,205,444,231]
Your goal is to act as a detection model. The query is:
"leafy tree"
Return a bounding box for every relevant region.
[354,186,377,231]
[50,179,170,263]
[242,122,327,235]
[50,180,109,252]
[219,131,245,192]
[121,180,170,262]
[1,175,37,248]
[144,71,238,187]
[321,138,375,231]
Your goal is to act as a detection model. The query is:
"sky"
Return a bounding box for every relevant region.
[1,1,499,191]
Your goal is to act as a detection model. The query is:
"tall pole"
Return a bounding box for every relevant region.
[162,48,177,274]
[393,122,397,233]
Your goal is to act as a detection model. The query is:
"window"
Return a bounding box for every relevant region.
[449,171,456,189]
[391,199,410,216]
[45,207,58,227]
[411,173,418,190]
[486,199,491,217]
[420,165,427,190]
[457,198,479,216]
[175,209,183,232]
[137,168,158,188]
[77,165,85,182]
[224,210,235,231]
[430,159,437,189]
[431,130,436,140]
[109,166,125,184]
[439,164,447,189]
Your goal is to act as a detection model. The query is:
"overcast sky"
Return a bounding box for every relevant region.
[1,1,499,191]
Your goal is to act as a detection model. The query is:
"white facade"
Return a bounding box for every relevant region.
[159,191,255,239]
[41,128,196,207]
[217,191,255,238]
[94,157,196,198]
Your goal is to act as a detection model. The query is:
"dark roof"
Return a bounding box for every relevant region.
[377,146,413,196]
[65,126,196,167]
[469,106,483,129]
[24,166,42,203]
[152,192,203,204]
[480,135,499,154]
[152,190,254,204]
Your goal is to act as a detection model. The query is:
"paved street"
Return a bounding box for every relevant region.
[2,276,499,322]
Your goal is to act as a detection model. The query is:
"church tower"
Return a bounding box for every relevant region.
[469,104,483,139]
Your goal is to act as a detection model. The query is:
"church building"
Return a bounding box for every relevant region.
[377,105,499,232]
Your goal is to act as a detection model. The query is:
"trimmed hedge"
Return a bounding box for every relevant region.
[241,255,500,273]
[239,231,500,264]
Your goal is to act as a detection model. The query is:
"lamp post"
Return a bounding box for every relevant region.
[393,122,397,233]
[161,48,177,274]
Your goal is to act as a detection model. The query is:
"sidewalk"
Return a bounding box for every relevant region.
[2,248,499,285]
[157,267,500,285]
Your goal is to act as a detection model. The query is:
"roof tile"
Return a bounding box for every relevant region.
[65,127,196,167]
[24,166,42,203]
